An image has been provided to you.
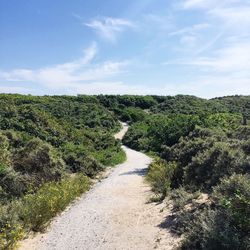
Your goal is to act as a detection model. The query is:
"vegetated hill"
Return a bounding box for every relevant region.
[0,94,128,191]
[0,93,249,249]
[0,94,127,248]
[120,94,250,250]
[95,94,250,123]
[150,95,250,117]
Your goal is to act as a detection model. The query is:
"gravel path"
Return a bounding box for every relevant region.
[19,124,179,250]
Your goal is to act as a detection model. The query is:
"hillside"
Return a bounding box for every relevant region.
[0,94,249,249]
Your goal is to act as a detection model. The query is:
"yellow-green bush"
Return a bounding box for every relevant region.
[0,174,90,249]
[0,204,24,250]
[20,174,90,231]
[0,223,24,250]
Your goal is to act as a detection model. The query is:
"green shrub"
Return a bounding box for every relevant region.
[183,143,248,191]
[93,147,126,166]
[181,208,249,250]
[122,122,150,151]
[0,168,28,200]
[0,134,11,167]
[13,138,65,184]
[202,113,242,130]
[20,175,89,231]
[180,174,250,249]
[0,204,24,250]
[0,174,90,249]
[19,174,90,231]
[170,187,200,210]
[65,153,104,177]
[146,159,176,199]
[213,174,250,232]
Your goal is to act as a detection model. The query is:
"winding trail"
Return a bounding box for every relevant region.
[20,123,178,250]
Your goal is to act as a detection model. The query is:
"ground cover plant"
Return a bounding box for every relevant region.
[0,94,249,249]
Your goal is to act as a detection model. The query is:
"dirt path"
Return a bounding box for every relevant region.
[19,124,179,250]
[114,122,129,140]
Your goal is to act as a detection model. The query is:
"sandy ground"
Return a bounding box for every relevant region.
[19,124,179,250]
[114,122,129,140]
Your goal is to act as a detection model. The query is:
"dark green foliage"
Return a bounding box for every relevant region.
[183,142,249,191]
[117,95,250,249]
[0,134,11,167]
[0,94,125,204]
[181,175,250,250]
[151,95,250,119]
[97,94,158,110]
[0,168,28,200]
[169,187,200,211]
[150,95,229,115]
[0,93,249,249]
[123,112,242,155]
[181,208,248,250]
[123,114,202,153]
[62,143,104,177]
[13,139,65,182]
[213,95,250,120]
[122,122,150,151]
[115,107,147,123]
[213,174,250,232]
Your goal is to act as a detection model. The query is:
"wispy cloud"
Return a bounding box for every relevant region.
[168,23,211,49]
[0,42,130,92]
[183,42,250,72]
[209,6,250,30]
[169,23,210,37]
[181,0,218,9]
[85,17,134,42]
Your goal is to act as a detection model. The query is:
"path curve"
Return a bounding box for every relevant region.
[19,124,178,250]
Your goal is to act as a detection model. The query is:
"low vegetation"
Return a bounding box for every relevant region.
[0,93,249,249]
[120,94,250,249]
[0,94,125,249]
[0,175,89,249]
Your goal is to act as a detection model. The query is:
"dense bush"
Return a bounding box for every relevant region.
[146,159,176,199]
[180,174,250,250]
[121,95,250,249]
[169,187,200,211]
[143,122,250,249]
[14,139,65,183]
[181,208,247,250]
[20,175,90,231]
[213,174,250,232]
[183,142,248,191]
[0,174,90,249]
[0,204,24,250]
[0,134,11,168]
[0,93,249,249]
[0,94,127,249]
[0,94,126,203]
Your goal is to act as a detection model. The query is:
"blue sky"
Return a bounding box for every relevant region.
[0,0,250,98]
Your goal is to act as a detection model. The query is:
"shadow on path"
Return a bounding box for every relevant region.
[119,167,148,177]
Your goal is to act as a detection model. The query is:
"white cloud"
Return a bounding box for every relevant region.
[168,23,210,49]
[181,0,217,9]
[180,35,197,47]
[85,17,134,42]
[209,6,250,30]
[0,69,34,82]
[0,85,33,94]
[185,75,250,98]
[0,43,129,91]
[184,42,250,72]
[68,81,153,95]
[169,23,210,36]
